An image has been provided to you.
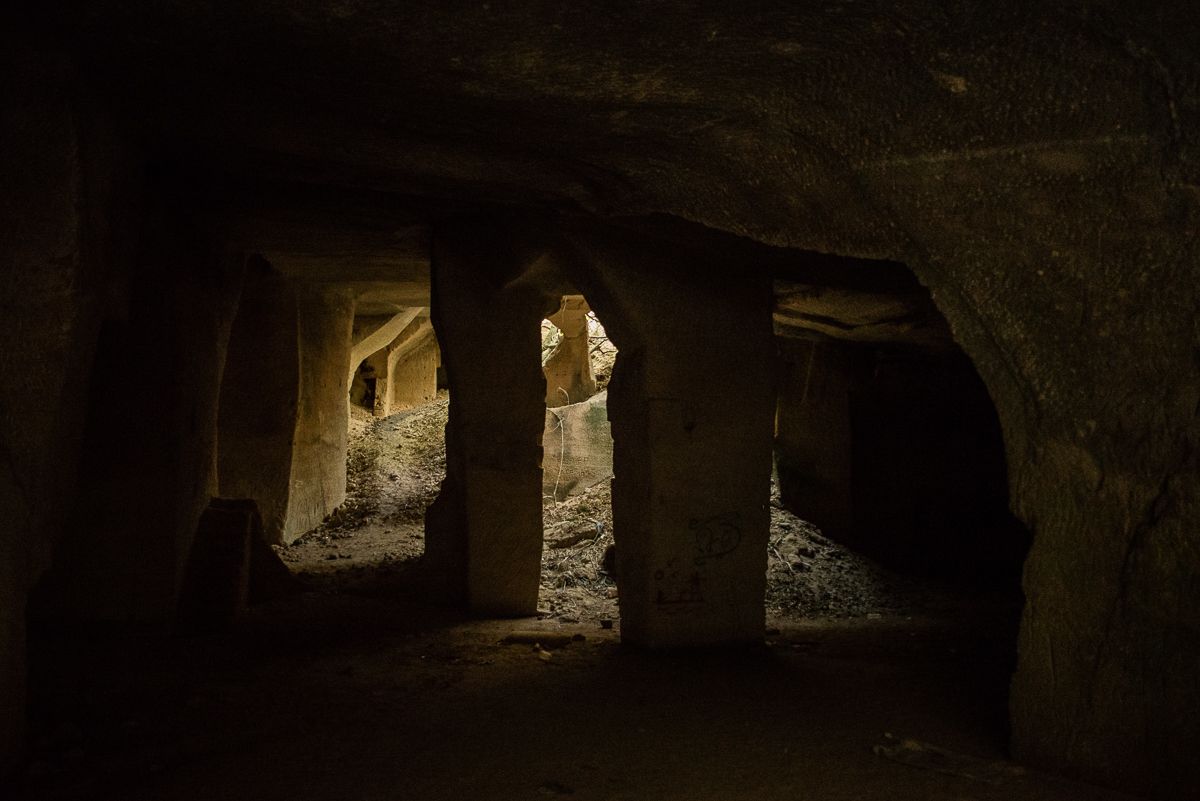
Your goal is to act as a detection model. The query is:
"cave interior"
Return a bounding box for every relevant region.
[2,3,1198,801]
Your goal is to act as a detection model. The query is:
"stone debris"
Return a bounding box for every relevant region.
[765,482,949,618]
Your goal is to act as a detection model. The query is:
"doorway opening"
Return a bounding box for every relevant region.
[281,309,446,593]
[538,297,620,625]
[767,254,1031,746]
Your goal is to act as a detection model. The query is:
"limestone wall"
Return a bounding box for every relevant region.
[864,139,1200,800]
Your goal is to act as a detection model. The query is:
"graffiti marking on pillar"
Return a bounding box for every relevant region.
[689,512,741,565]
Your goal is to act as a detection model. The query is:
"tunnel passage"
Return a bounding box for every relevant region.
[541,297,616,504]
[275,286,621,622]
[12,208,1057,801]
[275,233,1029,638]
[539,296,619,624]
[847,348,1028,584]
[772,257,1031,590]
[414,217,1036,650]
[349,311,439,419]
[8,193,1190,800]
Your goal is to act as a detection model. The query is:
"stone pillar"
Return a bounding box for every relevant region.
[425,222,552,616]
[774,338,860,540]
[367,318,436,418]
[387,326,439,411]
[544,295,597,407]
[218,271,352,545]
[565,230,776,647]
[217,260,300,544]
[281,286,354,542]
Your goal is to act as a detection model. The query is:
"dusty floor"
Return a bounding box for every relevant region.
[21,603,1135,801]
[14,398,1130,801]
[286,396,983,625]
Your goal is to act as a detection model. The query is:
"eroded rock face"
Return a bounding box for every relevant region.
[2,3,1198,796]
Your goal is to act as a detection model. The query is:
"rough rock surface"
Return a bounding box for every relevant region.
[543,391,613,502]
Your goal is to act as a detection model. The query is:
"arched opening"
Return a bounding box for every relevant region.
[772,338,1028,603]
[272,303,446,595]
[768,251,1031,746]
[546,218,1032,747]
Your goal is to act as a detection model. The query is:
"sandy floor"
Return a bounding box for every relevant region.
[21,600,1135,801]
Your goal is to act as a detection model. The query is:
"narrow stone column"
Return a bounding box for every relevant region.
[218,271,353,545]
[425,223,552,616]
[566,231,776,647]
[282,286,355,542]
[774,338,860,540]
[544,295,597,407]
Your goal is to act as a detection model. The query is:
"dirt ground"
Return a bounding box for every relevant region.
[285,395,981,627]
[14,397,1128,801]
[284,400,447,578]
[20,602,1134,801]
